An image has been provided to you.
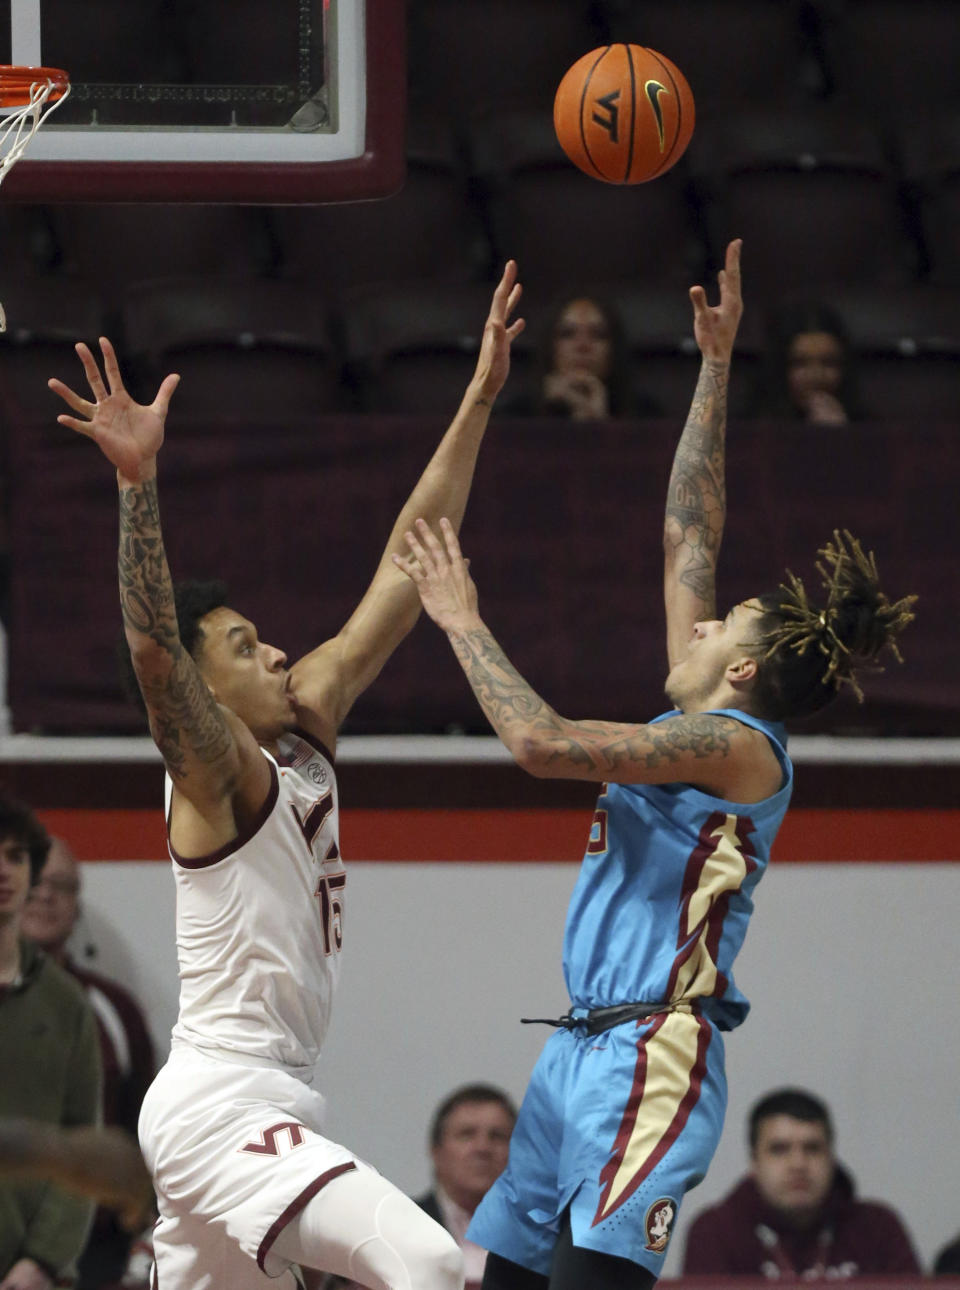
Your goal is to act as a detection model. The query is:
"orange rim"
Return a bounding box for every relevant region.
[0,64,69,106]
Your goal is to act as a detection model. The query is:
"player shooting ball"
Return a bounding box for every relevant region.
[394,240,916,1290]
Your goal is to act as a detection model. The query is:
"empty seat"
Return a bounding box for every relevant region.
[340,281,532,414]
[902,112,960,286]
[828,0,960,115]
[598,0,818,109]
[409,0,599,121]
[50,204,277,286]
[471,106,708,291]
[0,276,106,421]
[689,108,916,299]
[273,115,486,289]
[120,278,344,415]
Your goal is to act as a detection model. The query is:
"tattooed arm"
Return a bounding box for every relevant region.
[49,340,262,823]
[395,517,776,800]
[663,240,743,669]
[290,262,525,750]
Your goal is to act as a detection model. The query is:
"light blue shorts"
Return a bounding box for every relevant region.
[468,1009,727,1277]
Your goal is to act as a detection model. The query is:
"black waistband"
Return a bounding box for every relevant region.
[520,1001,694,1036]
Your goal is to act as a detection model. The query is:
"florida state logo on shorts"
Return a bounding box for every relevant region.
[644,1197,677,1254]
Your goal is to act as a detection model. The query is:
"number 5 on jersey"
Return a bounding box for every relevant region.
[316,872,345,955]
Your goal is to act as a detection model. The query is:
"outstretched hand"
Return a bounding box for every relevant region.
[472,260,526,401]
[690,238,743,365]
[48,337,180,482]
[392,517,480,633]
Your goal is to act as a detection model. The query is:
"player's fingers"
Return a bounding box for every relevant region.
[689,284,709,317]
[722,239,743,294]
[403,527,434,572]
[437,516,467,566]
[98,336,125,396]
[57,413,96,438]
[47,378,94,416]
[74,342,109,402]
[415,517,449,565]
[152,372,181,419]
[505,280,523,319]
[391,552,424,582]
[506,317,526,342]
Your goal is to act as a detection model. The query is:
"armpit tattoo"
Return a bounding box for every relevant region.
[560,713,743,775]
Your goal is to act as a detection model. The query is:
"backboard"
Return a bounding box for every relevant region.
[0,0,405,202]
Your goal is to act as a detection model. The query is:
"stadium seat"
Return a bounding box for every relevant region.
[48,204,278,286]
[470,106,708,292]
[273,114,487,288]
[408,0,600,121]
[689,108,917,300]
[119,278,345,415]
[340,281,533,415]
[825,0,960,115]
[598,0,820,108]
[901,112,960,287]
[0,276,107,421]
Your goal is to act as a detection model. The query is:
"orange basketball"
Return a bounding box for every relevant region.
[553,44,695,184]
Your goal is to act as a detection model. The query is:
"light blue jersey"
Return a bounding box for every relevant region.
[469,709,793,1277]
[564,708,792,1030]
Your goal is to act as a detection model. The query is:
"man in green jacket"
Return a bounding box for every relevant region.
[0,792,101,1290]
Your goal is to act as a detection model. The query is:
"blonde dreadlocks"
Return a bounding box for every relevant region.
[750,530,917,720]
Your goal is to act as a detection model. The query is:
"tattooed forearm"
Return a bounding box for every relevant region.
[450,627,594,769]
[447,623,743,781]
[118,481,178,649]
[664,359,729,611]
[118,480,232,775]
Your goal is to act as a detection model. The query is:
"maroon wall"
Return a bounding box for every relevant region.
[6,413,955,736]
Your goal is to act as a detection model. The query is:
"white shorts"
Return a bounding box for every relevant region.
[139,1043,364,1287]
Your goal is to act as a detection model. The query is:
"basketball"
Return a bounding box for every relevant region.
[553,44,695,185]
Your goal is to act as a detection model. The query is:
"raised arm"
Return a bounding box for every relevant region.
[49,340,257,816]
[394,518,771,800]
[290,262,524,745]
[663,239,743,668]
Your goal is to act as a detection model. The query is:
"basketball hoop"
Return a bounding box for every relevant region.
[0,65,70,332]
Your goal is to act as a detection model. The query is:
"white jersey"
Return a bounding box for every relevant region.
[164,729,344,1071]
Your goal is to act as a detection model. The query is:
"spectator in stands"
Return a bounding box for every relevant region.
[934,1231,960,1276]
[325,1083,516,1290]
[0,791,102,1290]
[750,300,863,425]
[415,1084,517,1290]
[682,1087,921,1280]
[508,292,660,419]
[21,836,156,1290]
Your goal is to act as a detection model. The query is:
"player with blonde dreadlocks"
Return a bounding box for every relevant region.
[752,529,917,718]
[393,240,916,1290]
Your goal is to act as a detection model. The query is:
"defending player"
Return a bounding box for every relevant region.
[394,241,916,1290]
[48,264,525,1290]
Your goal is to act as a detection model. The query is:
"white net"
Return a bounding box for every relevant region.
[0,74,71,332]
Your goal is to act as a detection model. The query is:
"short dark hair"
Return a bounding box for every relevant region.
[748,1088,834,1151]
[117,579,230,716]
[0,791,51,885]
[429,1083,517,1149]
[748,531,917,721]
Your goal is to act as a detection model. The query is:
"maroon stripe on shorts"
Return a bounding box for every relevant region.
[257,1161,358,1272]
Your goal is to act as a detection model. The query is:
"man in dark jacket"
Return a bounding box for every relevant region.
[0,792,102,1290]
[682,1087,920,1280]
[416,1085,517,1290]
